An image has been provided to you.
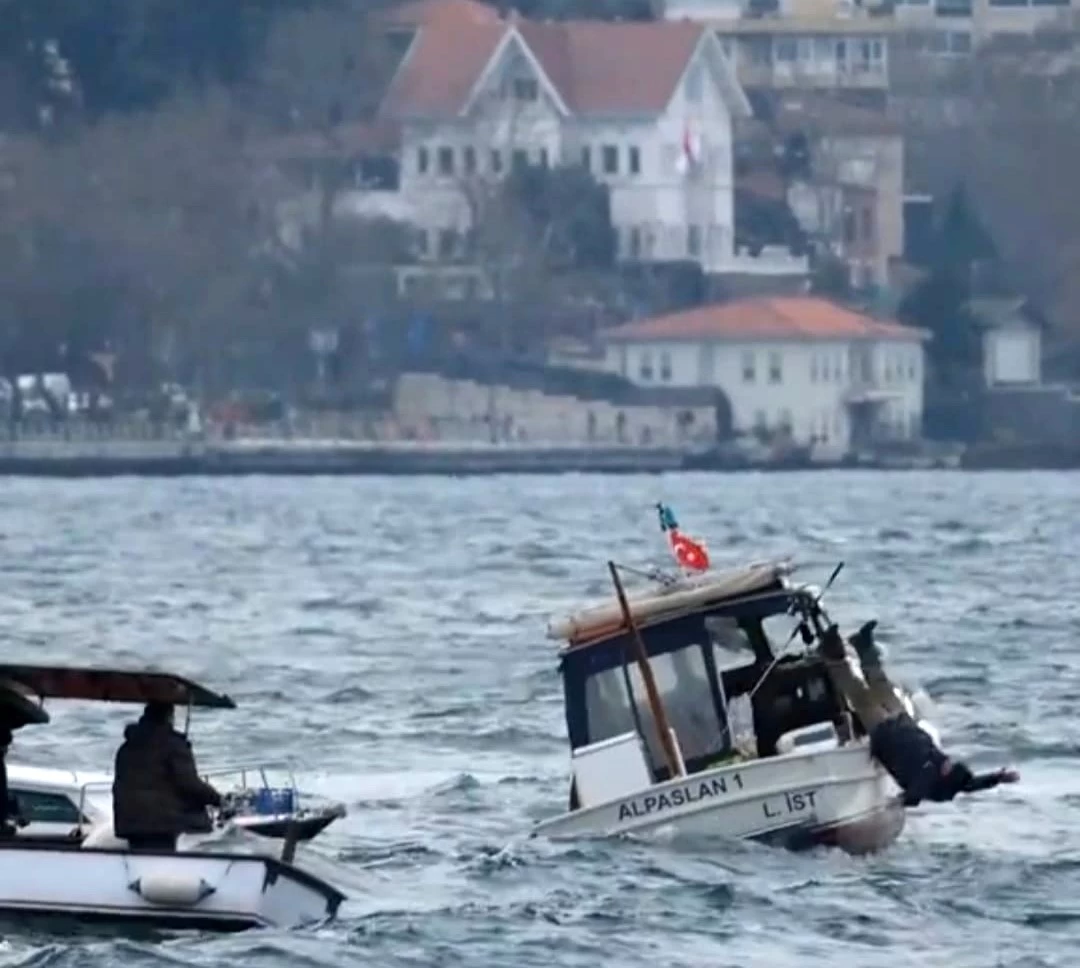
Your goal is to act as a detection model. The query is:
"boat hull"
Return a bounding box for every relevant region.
[0,843,345,932]
[532,743,905,856]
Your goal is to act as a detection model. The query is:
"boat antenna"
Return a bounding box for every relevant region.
[607,560,685,778]
[747,560,844,702]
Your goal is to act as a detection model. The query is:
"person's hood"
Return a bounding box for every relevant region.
[124,718,167,742]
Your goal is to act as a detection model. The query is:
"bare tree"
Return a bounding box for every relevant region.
[0,91,285,393]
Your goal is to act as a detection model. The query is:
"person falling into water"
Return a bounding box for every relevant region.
[820,620,1019,807]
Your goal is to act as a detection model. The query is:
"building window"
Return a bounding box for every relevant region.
[659,352,672,382]
[639,352,654,381]
[438,229,457,260]
[490,149,503,174]
[810,356,819,382]
[685,63,704,101]
[602,145,619,175]
[513,77,539,101]
[742,351,756,383]
[463,146,476,175]
[629,227,642,259]
[687,225,702,258]
[538,147,550,168]
[437,146,454,176]
[776,39,797,62]
[779,408,793,432]
[861,207,874,242]
[768,351,782,384]
[754,409,767,432]
[581,146,591,170]
[629,145,641,176]
[417,146,429,175]
[512,149,529,171]
[821,354,831,381]
[908,353,917,380]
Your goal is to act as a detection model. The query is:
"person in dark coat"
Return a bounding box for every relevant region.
[0,726,21,836]
[821,621,1019,807]
[112,700,223,851]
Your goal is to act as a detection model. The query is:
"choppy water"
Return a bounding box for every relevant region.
[0,471,1077,967]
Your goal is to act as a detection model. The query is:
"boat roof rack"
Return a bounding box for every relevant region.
[549,559,799,650]
[0,665,236,709]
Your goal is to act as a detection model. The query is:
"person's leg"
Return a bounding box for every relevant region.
[848,621,906,715]
[819,624,890,729]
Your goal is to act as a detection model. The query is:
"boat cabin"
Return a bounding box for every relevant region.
[554,562,855,811]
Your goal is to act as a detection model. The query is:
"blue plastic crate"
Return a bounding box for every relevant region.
[252,787,297,816]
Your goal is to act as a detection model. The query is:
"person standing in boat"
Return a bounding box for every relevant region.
[112,700,223,852]
[0,726,21,836]
[820,621,1019,807]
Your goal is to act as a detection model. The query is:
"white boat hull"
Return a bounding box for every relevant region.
[532,743,905,855]
[0,844,345,931]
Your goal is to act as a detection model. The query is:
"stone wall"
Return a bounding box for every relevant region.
[392,372,719,446]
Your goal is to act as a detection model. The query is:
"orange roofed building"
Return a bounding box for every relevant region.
[598,295,928,452]
[372,0,808,275]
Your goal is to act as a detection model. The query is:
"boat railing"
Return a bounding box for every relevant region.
[73,759,309,835]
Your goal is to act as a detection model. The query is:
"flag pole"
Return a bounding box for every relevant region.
[607,560,684,779]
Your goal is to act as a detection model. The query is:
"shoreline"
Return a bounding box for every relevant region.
[0,437,1073,475]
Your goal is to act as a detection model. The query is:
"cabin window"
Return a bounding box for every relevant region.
[13,790,84,825]
[584,645,728,772]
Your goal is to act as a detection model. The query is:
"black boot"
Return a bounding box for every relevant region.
[848,620,881,662]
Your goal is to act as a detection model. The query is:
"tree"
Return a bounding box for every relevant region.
[0,92,286,392]
[0,0,337,128]
[502,162,617,273]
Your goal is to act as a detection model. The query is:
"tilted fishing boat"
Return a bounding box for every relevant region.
[531,506,935,854]
[0,663,345,931]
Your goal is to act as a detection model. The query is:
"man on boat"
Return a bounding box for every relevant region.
[113,700,223,851]
[820,621,1019,807]
[0,727,22,836]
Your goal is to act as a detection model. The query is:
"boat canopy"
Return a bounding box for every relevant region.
[0,665,236,709]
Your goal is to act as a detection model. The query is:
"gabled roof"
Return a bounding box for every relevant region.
[380,9,748,120]
[601,296,928,343]
[382,0,502,27]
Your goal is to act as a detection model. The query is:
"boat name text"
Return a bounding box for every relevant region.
[762,789,818,820]
[618,773,744,822]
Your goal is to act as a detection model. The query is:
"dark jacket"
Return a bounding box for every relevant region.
[870,712,1009,806]
[113,718,222,840]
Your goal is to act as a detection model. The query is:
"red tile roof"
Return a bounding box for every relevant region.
[602,297,927,342]
[383,0,503,27]
[380,9,717,119]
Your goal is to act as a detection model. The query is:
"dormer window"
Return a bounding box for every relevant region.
[513,78,539,101]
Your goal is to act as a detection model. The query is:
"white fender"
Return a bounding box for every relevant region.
[129,872,215,907]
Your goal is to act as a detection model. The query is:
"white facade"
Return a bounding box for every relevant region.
[983,324,1041,387]
[385,27,769,273]
[601,335,925,452]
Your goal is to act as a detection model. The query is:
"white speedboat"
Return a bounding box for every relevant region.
[6,761,346,848]
[532,552,934,855]
[0,663,346,931]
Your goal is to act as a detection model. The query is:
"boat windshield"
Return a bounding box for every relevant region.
[584,640,731,774]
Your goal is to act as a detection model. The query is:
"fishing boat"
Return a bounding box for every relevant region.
[6,761,346,848]
[0,663,346,931]
[531,507,934,855]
